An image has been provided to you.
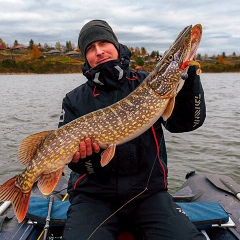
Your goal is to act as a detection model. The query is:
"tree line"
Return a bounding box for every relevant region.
[0,38,75,52]
[0,38,238,63]
[1,38,163,57]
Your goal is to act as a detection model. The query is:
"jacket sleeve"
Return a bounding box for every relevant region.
[58,94,78,128]
[162,65,206,133]
[58,94,102,175]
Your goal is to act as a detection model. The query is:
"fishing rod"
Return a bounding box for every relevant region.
[37,192,68,240]
[43,195,54,240]
[37,195,54,240]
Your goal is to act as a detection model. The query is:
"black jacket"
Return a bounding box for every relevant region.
[58,44,206,202]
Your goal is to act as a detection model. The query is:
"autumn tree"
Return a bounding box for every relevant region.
[0,38,6,48]
[217,55,224,64]
[141,47,147,56]
[128,46,134,55]
[66,41,73,52]
[31,45,42,58]
[55,42,61,51]
[134,47,140,56]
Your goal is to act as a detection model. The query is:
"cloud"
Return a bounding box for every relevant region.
[0,0,240,55]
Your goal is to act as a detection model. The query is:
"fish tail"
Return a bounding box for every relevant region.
[0,176,31,222]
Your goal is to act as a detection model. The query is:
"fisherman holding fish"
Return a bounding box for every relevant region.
[59,20,207,239]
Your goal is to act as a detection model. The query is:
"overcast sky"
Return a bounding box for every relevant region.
[1,0,239,56]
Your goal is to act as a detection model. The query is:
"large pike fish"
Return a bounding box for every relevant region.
[0,24,202,222]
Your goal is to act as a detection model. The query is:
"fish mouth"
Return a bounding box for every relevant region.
[167,25,192,68]
[169,24,202,68]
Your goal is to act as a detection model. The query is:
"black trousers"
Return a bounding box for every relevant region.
[63,191,206,240]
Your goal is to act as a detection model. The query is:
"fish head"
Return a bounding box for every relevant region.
[147,24,202,97]
[164,25,193,70]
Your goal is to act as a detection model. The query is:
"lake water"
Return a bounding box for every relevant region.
[0,73,239,193]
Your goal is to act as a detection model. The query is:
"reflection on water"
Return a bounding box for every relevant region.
[0,73,239,193]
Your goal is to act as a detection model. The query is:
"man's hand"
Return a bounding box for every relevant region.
[72,138,100,162]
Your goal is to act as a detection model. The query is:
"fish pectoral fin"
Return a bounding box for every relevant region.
[18,130,53,165]
[162,97,175,121]
[37,167,64,195]
[100,144,116,167]
[0,176,31,223]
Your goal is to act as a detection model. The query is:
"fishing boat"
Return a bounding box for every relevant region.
[0,171,240,240]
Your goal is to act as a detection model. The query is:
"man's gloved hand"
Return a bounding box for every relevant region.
[70,138,102,175]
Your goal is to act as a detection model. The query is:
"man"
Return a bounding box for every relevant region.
[59,20,206,240]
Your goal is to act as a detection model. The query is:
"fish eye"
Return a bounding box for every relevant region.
[168,55,174,61]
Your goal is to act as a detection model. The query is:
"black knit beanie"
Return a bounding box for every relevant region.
[78,20,119,57]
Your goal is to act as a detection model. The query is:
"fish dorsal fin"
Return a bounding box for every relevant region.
[100,144,116,167]
[37,167,64,195]
[18,131,53,165]
[162,97,175,121]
